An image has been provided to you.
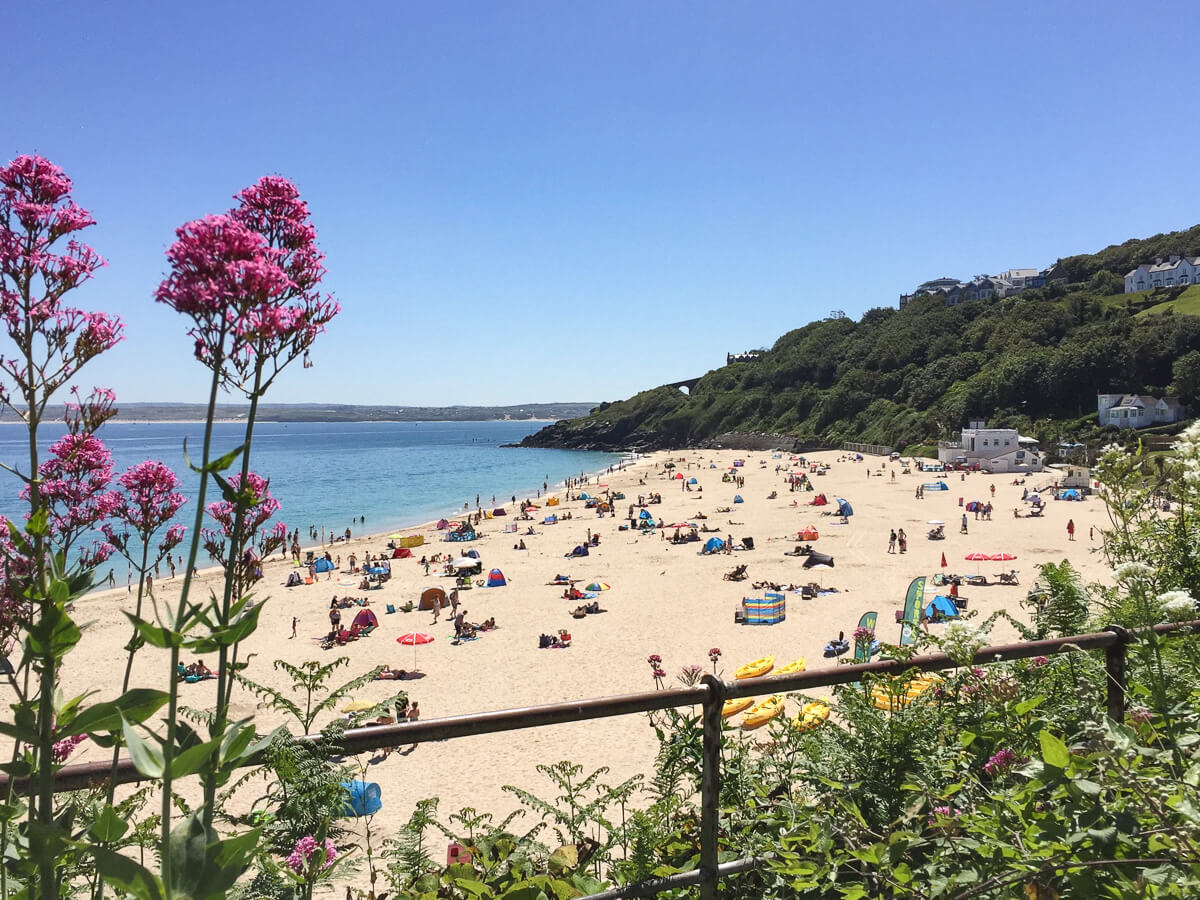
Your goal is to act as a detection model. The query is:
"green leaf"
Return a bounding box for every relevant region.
[1039,729,1070,769]
[123,613,182,650]
[1014,694,1046,716]
[60,689,169,738]
[893,861,913,884]
[197,826,261,898]
[959,731,977,748]
[27,603,82,657]
[91,846,163,900]
[121,717,164,779]
[89,804,129,843]
[167,813,210,898]
[168,740,217,779]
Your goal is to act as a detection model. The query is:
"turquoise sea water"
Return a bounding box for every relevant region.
[0,420,621,562]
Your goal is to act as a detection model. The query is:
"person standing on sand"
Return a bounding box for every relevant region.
[291,616,298,639]
[407,701,420,751]
[888,530,897,553]
[107,569,115,589]
[898,529,907,553]
[431,595,442,625]
[1067,519,1075,541]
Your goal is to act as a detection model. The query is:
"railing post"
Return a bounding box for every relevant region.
[699,675,726,900]
[1105,625,1130,722]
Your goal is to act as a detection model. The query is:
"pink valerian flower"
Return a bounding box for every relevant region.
[202,472,283,585]
[103,460,187,573]
[1128,706,1152,725]
[652,668,666,679]
[0,518,33,641]
[647,654,662,666]
[286,834,337,876]
[1030,655,1049,667]
[983,748,1022,776]
[159,523,186,557]
[155,176,339,396]
[21,431,120,549]
[63,385,117,435]
[677,664,704,686]
[852,627,875,645]
[708,647,722,662]
[51,733,86,764]
[0,156,122,406]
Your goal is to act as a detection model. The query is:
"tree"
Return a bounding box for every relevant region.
[1171,350,1200,407]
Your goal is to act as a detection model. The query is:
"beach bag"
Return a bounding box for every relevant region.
[341,780,382,817]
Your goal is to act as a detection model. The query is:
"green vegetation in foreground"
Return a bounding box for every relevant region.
[524,224,1200,451]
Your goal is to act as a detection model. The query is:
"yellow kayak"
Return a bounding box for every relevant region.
[721,697,754,718]
[741,695,784,730]
[793,701,831,732]
[870,673,942,710]
[774,658,807,677]
[735,655,775,679]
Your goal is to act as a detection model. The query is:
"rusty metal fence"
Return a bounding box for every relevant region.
[6,619,1199,899]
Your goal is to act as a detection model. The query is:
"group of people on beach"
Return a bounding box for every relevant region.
[887,528,908,553]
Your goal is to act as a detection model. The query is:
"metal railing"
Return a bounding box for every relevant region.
[6,619,1199,899]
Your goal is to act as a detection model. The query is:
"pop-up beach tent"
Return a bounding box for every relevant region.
[810,494,828,506]
[924,595,960,620]
[351,608,379,631]
[702,537,726,554]
[492,508,507,516]
[744,591,786,625]
[392,547,413,558]
[835,498,854,517]
[733,494,744,504]
[923,482,949,491]
[313,557,335,573]
[486,568,507,587]
[687,477,699,484]
[341,780,382,817]
[803,551,834,568]
[419,587,447,611]
[638,509,654,520]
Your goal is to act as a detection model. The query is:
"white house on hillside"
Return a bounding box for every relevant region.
[1097,393,1184,428]
[937,421,1043,473]
[1124,256,1200,292]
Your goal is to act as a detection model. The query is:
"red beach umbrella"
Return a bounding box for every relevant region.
[990,552,1018,561]
[964,552,991,561]
[940,552,948,569]
[396,631,435,670]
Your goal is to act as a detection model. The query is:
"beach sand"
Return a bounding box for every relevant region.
[59,449,1112,876]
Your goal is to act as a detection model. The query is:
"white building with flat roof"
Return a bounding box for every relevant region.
[937,420,1043,473]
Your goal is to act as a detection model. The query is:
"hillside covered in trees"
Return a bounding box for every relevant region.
[523,225,1200,452]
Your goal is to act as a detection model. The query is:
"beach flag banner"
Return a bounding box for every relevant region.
[853,610,878,663]
[898,576,926,646]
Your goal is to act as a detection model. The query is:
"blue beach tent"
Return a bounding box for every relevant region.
[924,595,960,621]
[638,509,654,520]
[835,498,854,517]
[703,537,726,554]
[733,494,744,504]
[687,477,698,484]
[341,780,382,817]
[923,482,949,491]
[313,557,335,573]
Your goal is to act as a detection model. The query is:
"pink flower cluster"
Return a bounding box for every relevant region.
[0,155,122,400]
[23,431,119,550]
[102,460,187,563]
[51,733,86,764]
[202,472,285,582]
[708,647,722,662]
[286,834,337,875]
[155,176,339,394]
[852,626,875,644]
[983,748,1021,776]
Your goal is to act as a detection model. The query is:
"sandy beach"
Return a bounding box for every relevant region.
[59,448,1113,873]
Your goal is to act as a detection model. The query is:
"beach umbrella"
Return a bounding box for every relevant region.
[396,631,435,670]
[990,552,1018,561]
[669,522,697,528]
[388,533,404,540]
[451,557,478,567]
[940,552,947,569]
[964,552,991,561]
[927,520,945,526]
[341,700,375,713]
[585,582,611,592]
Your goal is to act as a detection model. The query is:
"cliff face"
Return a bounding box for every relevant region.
[517,421,831,454]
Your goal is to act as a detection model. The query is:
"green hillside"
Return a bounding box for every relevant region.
[524,227,1200,452]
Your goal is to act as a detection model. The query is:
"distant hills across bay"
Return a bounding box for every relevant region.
[19,402,599,424]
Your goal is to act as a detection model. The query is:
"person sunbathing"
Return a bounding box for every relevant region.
[479,617,496,630]
[375,665,408,680]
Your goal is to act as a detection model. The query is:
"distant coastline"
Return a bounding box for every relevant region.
[2,401,598,425]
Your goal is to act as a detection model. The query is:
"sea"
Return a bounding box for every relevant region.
[0,420,623,576]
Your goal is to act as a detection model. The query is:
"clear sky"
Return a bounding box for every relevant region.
[4,1,1197,407]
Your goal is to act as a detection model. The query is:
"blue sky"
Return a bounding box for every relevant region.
[4,1,1197,406]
